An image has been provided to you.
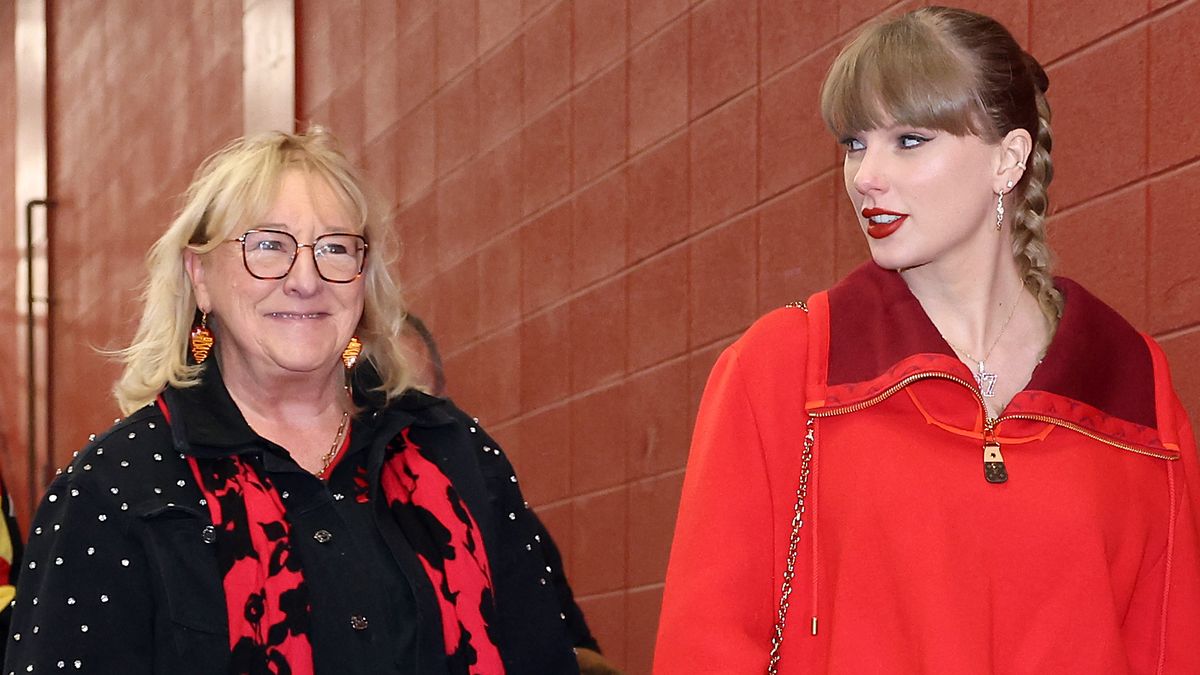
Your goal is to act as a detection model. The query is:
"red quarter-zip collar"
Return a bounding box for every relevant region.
[810,262,1170,454]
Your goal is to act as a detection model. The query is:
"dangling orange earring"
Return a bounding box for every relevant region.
[342,336,363,369]
[190,312,214,364]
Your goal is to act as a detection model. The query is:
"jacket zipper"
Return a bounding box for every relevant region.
[992,413,1177,461]
[810,371,1176,482]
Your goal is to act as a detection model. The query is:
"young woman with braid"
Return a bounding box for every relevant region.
[654,7,1200,673]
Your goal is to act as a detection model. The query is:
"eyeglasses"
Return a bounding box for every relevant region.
[229,228,368,283]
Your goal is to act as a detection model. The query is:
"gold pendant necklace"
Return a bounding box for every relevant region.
[315,411,350,479]
[941,284,1023,399]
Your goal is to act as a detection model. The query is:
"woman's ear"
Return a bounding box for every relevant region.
[996,128,1033,191]
[184,250,211,313]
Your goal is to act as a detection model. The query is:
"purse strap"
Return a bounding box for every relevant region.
[768,299,815,674]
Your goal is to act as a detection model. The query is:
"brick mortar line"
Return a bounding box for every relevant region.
[475,353,694,441]
[1041,0,1193,70]
[1048,155,1200,219]
[625,3,691,56]
[621,581,666,595]
[532,482,626,512]
[574,582,665,605]
[757,164,842,206]
[1153,324,1200,342]
[529,467,687,514]
[1026,0,1034,45]
[573,588,626,603]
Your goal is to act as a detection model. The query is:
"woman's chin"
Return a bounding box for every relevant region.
[867,248,913,272]
[262,347,343,377]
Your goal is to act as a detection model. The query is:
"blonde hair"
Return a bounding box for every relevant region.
[820,6,1063,322]
[113,127,412,414]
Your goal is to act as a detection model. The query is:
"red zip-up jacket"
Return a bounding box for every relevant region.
[655,263,1200,674]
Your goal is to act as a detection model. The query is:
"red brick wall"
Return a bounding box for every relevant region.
[38,2,243,521]
[296,1,1200,672]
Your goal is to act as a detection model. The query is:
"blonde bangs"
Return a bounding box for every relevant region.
[185,138,373,253]
[820,13,990,139]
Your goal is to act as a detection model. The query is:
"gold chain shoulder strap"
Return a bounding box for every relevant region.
[767,300,814,673]
[784,300,809,312]
[767,415,815,673]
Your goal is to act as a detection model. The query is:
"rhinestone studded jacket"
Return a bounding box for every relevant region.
[3,358,581,675]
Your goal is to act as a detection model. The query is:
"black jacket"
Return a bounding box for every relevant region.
[3,361,579,674]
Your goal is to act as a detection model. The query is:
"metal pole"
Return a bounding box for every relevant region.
[23,200,49,515]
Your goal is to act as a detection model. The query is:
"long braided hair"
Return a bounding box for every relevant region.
[820,6,1064,323]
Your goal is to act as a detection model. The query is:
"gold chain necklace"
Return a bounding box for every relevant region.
[315,411,350,479]
[940,284,1023,398]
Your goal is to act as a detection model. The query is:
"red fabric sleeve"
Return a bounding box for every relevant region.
[1159,395,1200,674]
[653,344,777,673]
[1139,337,1200,674]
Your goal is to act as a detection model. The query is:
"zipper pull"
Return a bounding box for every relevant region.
[983,428,1007,484]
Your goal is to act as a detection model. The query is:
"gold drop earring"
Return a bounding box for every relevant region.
[190,312,214,364]
[342,336,363,369]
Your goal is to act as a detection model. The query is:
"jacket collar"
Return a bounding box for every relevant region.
[160,353,455,459]
[823,262,1158,433]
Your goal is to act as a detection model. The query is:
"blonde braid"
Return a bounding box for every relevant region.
[1010,71,1064,325]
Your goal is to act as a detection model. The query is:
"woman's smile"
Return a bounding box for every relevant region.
[265,311,331,320]
[861,207,908,239]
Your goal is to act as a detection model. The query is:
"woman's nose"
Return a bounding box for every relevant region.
[851,149,888,195]
[283,245,323,294]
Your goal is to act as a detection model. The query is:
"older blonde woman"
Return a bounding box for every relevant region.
[4,129,578,675]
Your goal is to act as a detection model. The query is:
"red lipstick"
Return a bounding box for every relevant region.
[861,207,907,239]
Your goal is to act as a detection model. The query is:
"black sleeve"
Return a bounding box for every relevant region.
[445,404,601,653]
[465,413,601,654]
[449,411,580,674]
[532,514,601,653]
[2,475,155,674]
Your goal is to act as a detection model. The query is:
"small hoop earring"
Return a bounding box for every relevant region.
[342,336,363,369]
[190,312,214,364]
[995,191,1005,231]
[1017,161,1027,170]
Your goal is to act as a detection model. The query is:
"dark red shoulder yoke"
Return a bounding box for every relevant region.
[826,262,1156,430]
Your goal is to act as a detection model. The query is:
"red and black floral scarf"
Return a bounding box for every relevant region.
[186,427,504,675]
